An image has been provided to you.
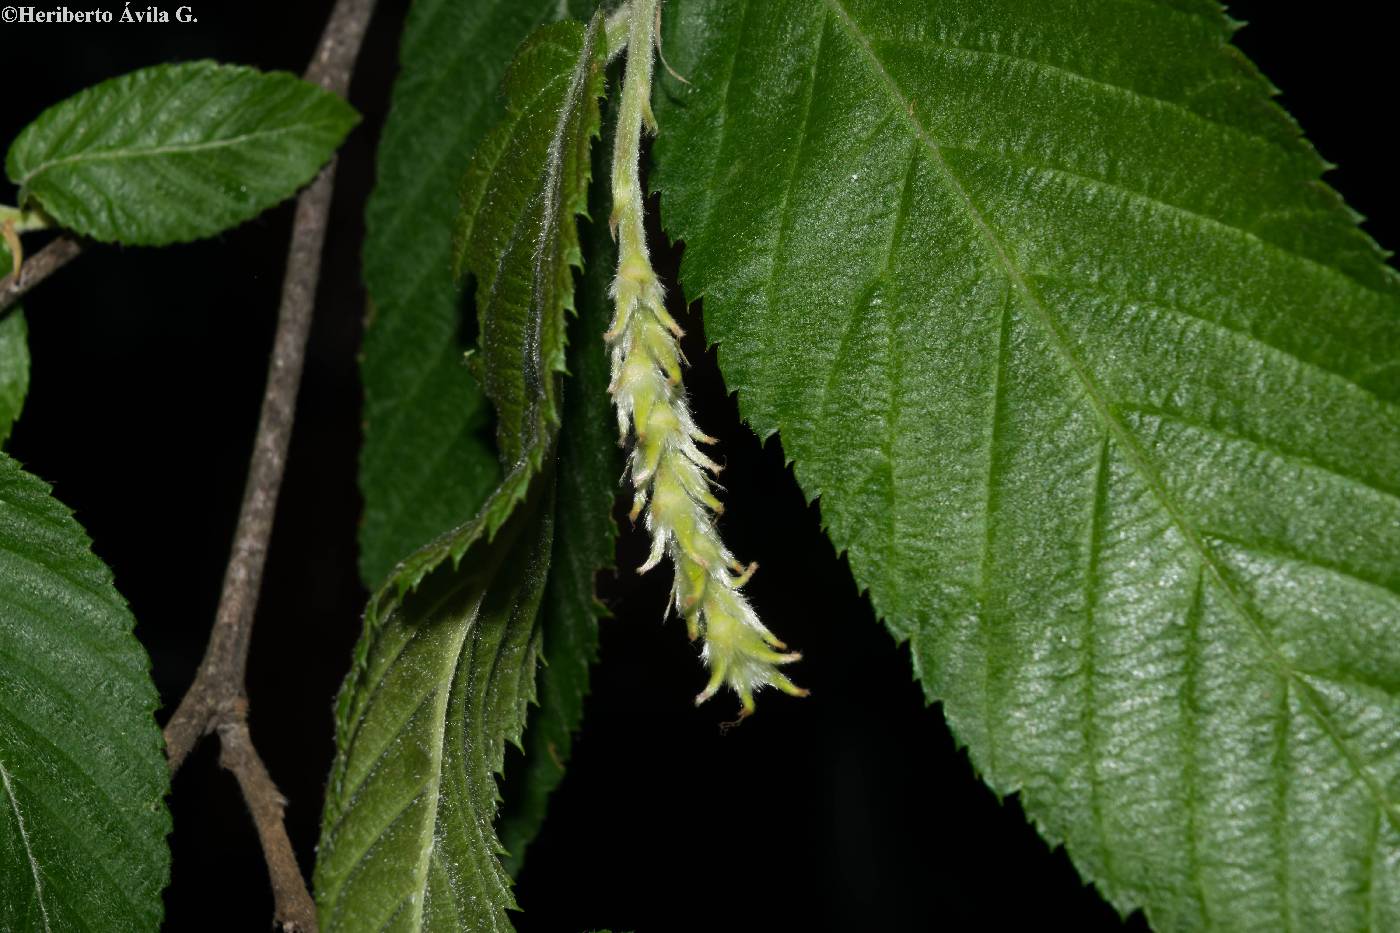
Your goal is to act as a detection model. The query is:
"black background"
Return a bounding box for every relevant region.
[0,3,1393,930]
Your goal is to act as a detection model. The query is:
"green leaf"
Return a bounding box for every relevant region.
[317,479,557,932]
[357,0,570,588]
[0,310,25,445]
[0,452,170,930]
[6,61,358,245]
[454,19,602,470]
[498,179,620,874]
[0,238,26,445]
[316,17,606,930]
[655,1,1400,928]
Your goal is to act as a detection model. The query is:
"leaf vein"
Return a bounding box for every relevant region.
[0,758,51,933]
[976,290,1012,780]
[1083,434,1113,884]
[1121,404,1400,510]
[940,144,1394,300]
[874,35,1285,152]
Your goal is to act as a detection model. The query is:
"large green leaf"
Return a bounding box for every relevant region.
[316,17,605,930]
[0,239,26,445]
[0,452,170,930]
[655,1,1400,928]
[6,61,357,245]
[357,0,568,588]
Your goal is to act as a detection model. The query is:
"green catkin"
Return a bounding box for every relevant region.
[606,0,806,717]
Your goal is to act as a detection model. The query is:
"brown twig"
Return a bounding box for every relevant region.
[219,714,317,932]
[0,236,82,316]
[162,0,377,929]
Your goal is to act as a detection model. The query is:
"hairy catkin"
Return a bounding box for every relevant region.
[606,0,805,716]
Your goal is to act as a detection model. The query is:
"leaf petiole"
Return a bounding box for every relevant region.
[0,203,55,234]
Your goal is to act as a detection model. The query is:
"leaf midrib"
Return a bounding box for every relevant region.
[0,726,152,926]
[324,594,478,930]
[459,63,578,298]
[0,701,161,894]
[821,0,1400,829]
[0,758,52,933]
[16,121,340,187]
[333,582,490,823]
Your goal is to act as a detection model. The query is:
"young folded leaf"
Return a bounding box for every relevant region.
[316,16,605,931]
[358,0,592,588]
[317,476,557,932]
[656,0,1400,928]
[453,15,599,470]
[498,153,621,874]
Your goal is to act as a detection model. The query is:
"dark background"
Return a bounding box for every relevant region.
[0,3,1393,930]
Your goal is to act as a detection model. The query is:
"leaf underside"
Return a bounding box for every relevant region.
[656,1,1400,928]
[6,61,356,246]
[0,452,171,931]
[316,18,607,932]
[317,479,557,933]
[453,16,597,472]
